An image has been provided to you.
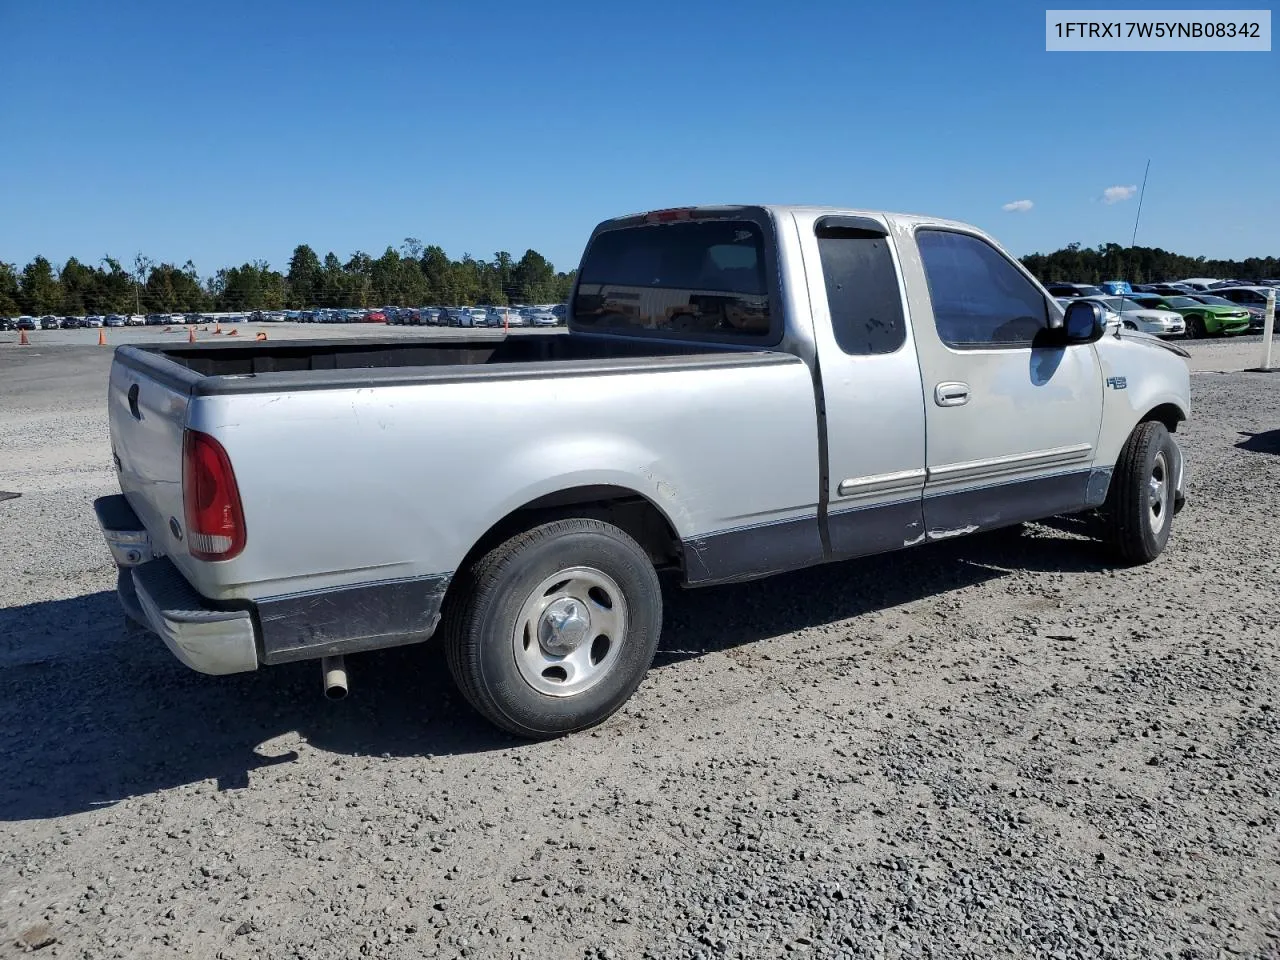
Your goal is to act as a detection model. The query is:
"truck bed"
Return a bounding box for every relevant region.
[116,333,773,395]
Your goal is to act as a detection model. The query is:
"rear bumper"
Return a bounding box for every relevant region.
[94,494,449,675]
[119,560,260,675]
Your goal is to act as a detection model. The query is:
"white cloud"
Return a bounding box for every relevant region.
[1002,199,1034,213]
[1102,185,1138,204]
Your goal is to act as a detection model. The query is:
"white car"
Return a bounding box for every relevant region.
[126,315,146,326]
[1082,296,1185,338]
[84,315,104,328]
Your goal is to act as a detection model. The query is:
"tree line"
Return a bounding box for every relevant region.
[0,240,578,316]
[4,238,1276,317]
[1020,242,1279,285]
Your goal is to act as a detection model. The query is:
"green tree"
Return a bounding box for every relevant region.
[19,256,61,314]
[513,249,556,303]
[0,262,20,315]
[99,257,137,313]
[287,244,323,308]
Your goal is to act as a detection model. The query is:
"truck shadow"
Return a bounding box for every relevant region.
[1236,428,1280,455]
[0,524,1106,821]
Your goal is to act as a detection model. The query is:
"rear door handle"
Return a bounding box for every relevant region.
[934,381,970,407]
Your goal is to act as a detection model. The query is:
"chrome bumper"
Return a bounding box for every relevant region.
[96,495,259,675]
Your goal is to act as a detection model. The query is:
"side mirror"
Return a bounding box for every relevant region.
[1063,300,1107,343]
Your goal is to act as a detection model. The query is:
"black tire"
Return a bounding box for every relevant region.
[442,518,663,739]
[1185,315,1206,339]
[1102,421,1178,565]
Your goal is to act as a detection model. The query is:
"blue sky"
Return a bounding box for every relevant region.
[2,0,1276,277]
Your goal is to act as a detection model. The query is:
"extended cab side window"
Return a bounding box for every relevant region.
[916,230,1050,349]
[815,224,906,355]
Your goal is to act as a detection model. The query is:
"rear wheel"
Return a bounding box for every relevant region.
[442,518,663,739]
[1102,421,1178,565]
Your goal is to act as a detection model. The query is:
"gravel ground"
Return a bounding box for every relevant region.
[1,342,1278,960]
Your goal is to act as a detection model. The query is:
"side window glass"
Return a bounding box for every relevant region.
[815,226,906,355]
[916,230,1050,349]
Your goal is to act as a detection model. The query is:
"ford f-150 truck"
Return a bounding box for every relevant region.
[95,205,1191,738]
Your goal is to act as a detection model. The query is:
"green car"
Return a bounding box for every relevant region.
[1129,294,1252,338]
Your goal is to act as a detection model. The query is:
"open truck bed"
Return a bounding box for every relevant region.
[115,333,759,394]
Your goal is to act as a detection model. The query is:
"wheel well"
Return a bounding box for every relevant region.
[458,485,684,578]
[1142,402,1185,433]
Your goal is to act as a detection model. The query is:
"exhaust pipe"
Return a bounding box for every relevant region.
[322,656,348,700]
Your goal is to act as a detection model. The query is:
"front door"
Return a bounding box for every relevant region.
[903,227,1104,538]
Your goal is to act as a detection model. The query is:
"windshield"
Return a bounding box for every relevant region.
[1102,297,1149,312]
[1193,295,1236,307]
[1165,296,1199,308]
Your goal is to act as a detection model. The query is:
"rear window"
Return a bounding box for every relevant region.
[572,220,775,340]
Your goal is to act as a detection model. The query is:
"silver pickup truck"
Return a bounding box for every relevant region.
[96,205,1191,738]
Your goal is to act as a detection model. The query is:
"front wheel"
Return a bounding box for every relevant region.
[1184,316,1206,339]
[1102,421,1179,565]
[442,518,663,738]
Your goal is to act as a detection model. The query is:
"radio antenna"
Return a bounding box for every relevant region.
[1131,159,1151,247]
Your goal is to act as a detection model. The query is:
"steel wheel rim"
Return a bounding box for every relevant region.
[512,566,628,698]
[1148,451,1169,535]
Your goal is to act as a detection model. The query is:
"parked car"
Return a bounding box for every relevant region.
[1204,286,1277,331]
[84,315,104,328]
[61,316,84,329]
[126,315,146,326]
[39,315,60,329]
[104,314,126,327]
[1182,295,1256,336]
[1099,280,1133,296]
[1130,294,1250,338]
[144,314,167,326]
[523,306,559,326]
[15,316,37,330]
[364,310,387,323]
[0,318,13,331]
[96,203,1192,739]
[486,306,525,326]
[1133,283,1197,297]
[1045,283,1106,299]
[419,307,443,325]
[1079,296,1185,338]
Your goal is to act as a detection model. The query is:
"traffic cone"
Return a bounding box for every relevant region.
[255,331,268,341]
[98,328,107,346]
[18,328,29,345]
[226,328,239,337]
[214,324,222,335]
[188,327,196,343]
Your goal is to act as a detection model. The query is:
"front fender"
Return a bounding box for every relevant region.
[1093,336,1191,469]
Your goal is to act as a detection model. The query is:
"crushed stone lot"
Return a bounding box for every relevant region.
[1,337,1278,960]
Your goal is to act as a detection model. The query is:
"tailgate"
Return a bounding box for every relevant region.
[108,351,195,557]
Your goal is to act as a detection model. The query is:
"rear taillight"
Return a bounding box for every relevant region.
[182,429,246,561]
